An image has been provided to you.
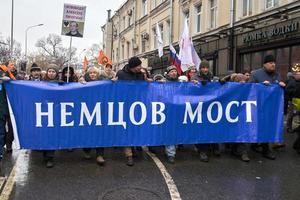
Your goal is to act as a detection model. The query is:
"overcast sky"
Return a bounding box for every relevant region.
[0,0,125,58]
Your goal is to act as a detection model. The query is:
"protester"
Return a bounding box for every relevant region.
[185,64,197,81]
[3,61,17,154]
[42,64,60,168]
[0,62,16,176]
[99,64,116,80]
[29,63,42,81]
[191,59,221,162]
[141,67,153,81]
[249,55,286,160]
[227,73,251,162]
[286,64,300,154]
[61,66,78,82]
[243,70,251,82]
[153,74,166,82]
[116,56,145,166]
[81,66,106,166]
[163,65,180,164]
[286,71,296,133]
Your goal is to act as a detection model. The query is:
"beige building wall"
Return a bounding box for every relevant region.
[103,0,299,72]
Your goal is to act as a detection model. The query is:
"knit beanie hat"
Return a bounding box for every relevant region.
[200,60,209,68]
[264,55,275,64]
[128,57,142,68]
[47,64,59,74]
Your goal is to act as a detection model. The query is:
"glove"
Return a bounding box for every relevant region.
[58,80,65,85]
[201,80,208,86]
[219,79,226,85]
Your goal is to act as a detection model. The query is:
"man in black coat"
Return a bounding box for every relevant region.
[286,64,300,154]
[116,57,145,81]
[249,55,286,160]
[116,57,145,166]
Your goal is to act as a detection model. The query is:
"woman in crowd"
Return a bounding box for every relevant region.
[81,67,106,166]
[42,64,60,168]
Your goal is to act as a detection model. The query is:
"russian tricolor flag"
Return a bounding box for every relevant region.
[169,44,182,75]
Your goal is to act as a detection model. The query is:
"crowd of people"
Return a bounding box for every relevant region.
[0,54,299,174]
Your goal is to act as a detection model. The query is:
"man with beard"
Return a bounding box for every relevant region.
[116,56,145,166]
[249,55,286,160]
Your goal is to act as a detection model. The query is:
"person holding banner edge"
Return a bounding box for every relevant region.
[116,56,146,166]
[0,62,16,176]
[41,64,60,168]
[249,54,286,160]
[80,66,106,166]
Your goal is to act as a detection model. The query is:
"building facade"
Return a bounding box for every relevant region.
[102,0,300,78]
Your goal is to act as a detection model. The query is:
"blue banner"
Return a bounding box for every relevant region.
[5,81,283,150]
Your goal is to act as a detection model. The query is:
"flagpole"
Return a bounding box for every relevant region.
[67,36,73,83]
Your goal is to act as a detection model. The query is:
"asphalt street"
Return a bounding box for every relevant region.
[0,131,300,200]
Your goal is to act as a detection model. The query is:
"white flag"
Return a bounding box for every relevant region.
[191,41,201,69]
[179,18,193,72]
[156,23,164,57]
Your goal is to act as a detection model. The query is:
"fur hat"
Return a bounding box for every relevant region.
[166,65,177,74]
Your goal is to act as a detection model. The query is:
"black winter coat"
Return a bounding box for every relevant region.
[116,65,145,81]
[286,79,300,99]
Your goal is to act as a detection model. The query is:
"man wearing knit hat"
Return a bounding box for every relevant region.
[116,56,146,166]
[249,54,285,160]
[190,59,220,162]
[116,57,145,81]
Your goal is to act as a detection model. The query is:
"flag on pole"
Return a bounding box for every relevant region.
[169,44,182,75]
[156,23,164,57]
[191,41,201,69]
[83,56,89,72]
[179,18,193,72]
[98,50,113,66]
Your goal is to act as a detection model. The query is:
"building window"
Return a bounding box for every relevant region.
[210,0,217,29]
[128,16,131,27]
[116,48,119,60]
[166,20,170,44]
[142,0,148,16]
[152,0,163,9]
[141,38,146,53]
[123,16,126,30]
[153,28,156,49]
[127,42,131,58]
[121,45,124,60]
[160,24,164,45]
[195,5,202,33]
[243,0,252,17]
[265,0,279,9]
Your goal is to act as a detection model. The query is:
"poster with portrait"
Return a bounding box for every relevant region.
[61,3,86,38]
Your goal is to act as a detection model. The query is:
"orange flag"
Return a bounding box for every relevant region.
[98,50,112,66]
[83,56,89,72]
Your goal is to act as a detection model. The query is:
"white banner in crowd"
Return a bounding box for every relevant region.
[61,3,86,38]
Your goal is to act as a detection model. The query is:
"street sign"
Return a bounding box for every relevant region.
[61,3,86,38]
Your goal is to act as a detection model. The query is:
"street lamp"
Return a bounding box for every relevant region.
[25,23,44,58]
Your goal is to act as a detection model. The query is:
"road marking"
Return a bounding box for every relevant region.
[0,151,27,200]
[143,147,182,200]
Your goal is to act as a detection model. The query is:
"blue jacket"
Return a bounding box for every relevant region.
[249,68,281,83]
